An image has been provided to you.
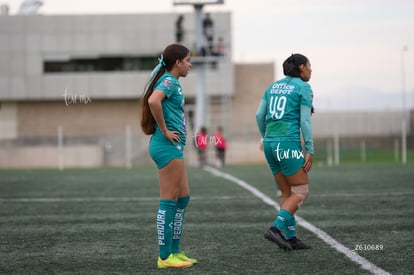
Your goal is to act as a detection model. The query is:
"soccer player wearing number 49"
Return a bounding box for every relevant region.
[256,53,314,251]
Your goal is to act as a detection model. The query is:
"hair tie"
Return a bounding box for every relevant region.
[144,54,166,95]
[158,54,166,67]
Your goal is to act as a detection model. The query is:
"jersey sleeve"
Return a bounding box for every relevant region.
[255,99,267,138]
[154,76,175,98]
[300,83,313,108]
[300,83,314,154]
[256,85,272,138]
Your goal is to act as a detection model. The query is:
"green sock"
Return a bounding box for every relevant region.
[172,196,190,253]
[285,215,296,239]
[157,199,177,260]
[273,209,292,232]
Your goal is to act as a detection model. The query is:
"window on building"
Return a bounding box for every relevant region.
[44,55,158,73]
[44,55,219,73]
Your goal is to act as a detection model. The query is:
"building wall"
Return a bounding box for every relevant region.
[0,102,17,139]
[231,63,274,137]
[312,111,408,138]
[0,99,153,168]
[1,145,103,168]
[17,100,141,137]
[0,13,233,101]
[0,12,233,168]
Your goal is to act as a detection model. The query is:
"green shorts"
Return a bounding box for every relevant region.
[149,136,184,169]
[263,141,304,176]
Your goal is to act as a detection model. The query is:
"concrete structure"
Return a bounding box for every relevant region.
[0,12,233,168]
[0,13,232,102]
[0,13,412,168]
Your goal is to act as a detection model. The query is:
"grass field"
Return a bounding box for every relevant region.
[312,149,414,164]
[1,163,413,274]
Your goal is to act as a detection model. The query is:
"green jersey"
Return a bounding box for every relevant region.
[152,72,187,145]
[256,76,314,153]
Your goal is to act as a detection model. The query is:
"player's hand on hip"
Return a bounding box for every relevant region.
[164,129,180,144]
[303,153,313,173]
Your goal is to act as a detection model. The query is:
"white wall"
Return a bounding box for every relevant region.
[0,102,17,139]
[312,111,408,137]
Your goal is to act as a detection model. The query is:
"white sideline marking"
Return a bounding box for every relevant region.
[204,166,391,275]
[0,197,151,203]
[0,195,249,203]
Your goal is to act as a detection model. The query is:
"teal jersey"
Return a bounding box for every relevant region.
[261,76,313,143]
[152,72,187,145]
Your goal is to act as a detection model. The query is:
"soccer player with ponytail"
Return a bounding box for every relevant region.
[256,53,314,251]
[141,44,196,268]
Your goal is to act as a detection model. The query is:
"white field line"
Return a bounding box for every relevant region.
[0,195,250,203]
[0,197,152,203]
[204,166,391,275]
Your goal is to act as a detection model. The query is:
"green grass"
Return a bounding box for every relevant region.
[0,164,413,274]
[313,150,414,164]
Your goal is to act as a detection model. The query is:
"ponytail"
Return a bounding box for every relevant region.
[140,44,190,135]
[141,67,166,135]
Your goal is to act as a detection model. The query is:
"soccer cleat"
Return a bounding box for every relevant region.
[175,251,198,264]
[287,237,312,250]
[264,226,292,251]
[157,253,193,269]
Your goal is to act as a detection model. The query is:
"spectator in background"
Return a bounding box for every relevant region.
[214,125,227,167]
[175,15,184,43]
[195,127,208,167]
[202,13,214,55]
[187,110,194,131]
[214,36,225,56]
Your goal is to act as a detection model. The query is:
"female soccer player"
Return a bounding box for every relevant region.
[141,44,197,268]
[256,53,314,251]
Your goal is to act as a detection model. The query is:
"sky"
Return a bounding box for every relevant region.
[3,0,414,111]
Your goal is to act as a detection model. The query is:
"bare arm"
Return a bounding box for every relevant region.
[148,90,180,144]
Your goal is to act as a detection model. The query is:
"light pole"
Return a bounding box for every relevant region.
[173,0,224,132]
[401,45,408,164]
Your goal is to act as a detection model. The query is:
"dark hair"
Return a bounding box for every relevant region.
[283,53,315,114]
[282,53,309,78]
[141,44,190,135]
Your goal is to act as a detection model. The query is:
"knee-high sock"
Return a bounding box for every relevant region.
[157,199,177,259]
[273,209,292,233]
[172,196,190,253]
[285,215,296,239]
